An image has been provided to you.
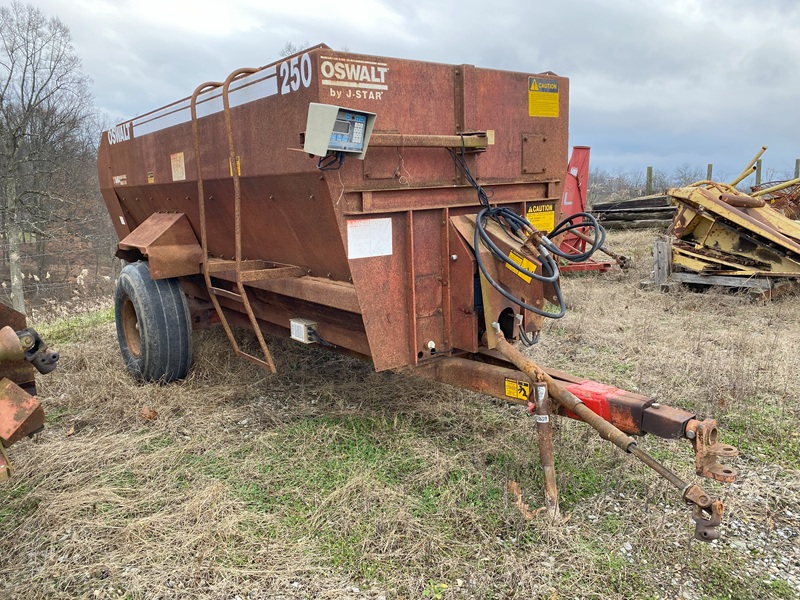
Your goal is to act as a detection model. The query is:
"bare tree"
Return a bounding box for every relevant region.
[671,163,705,187]
[278,41,310,58]
[0,2,95,312]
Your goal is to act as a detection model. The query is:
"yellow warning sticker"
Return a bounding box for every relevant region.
[528,77,559,118]
[527,203,555,233]
[505,378,531,401]
[147,170,155,184]
[505,250,537,284]
[229,156,241,177]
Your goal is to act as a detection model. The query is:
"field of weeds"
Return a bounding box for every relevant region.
[1,230,799,600]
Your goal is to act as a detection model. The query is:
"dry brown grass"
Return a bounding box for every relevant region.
[1,229,799,599]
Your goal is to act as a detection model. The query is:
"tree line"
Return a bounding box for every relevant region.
[587,161,800,207]
[0,1,116,313]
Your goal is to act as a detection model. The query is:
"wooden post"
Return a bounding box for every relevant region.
[646,166,653,195]
[652,236,672,287]
[756,159,762,186]
[795,159,799,179]
[707,163,713,181]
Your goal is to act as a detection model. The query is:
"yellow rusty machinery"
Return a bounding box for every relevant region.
[664,148,800,290]
[752,177,800,220]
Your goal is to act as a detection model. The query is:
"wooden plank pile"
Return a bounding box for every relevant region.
[591,194,674,229]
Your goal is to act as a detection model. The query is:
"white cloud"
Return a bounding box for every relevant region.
[28,0,800,173]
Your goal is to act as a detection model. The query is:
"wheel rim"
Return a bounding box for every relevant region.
[121,297,142,358]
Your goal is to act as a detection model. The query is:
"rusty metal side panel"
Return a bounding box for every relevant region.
[0,302,28,332]
[346,212,413,371]
[0,377,44,447]
[412,210,446,359]
[100,187,132,241]
[473,68,569,186]
[112,175,352,281]
[448,221,479,353]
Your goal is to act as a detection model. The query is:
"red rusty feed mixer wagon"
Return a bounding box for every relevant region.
[97,45,737,539]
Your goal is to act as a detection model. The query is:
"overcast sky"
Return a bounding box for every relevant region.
[29,0,800,180]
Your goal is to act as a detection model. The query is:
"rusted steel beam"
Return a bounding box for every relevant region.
[410,356,532,404]
[369,131,493,150]
[253,277,360,314]
[413,353,698,439]
[181,279,371,357]
[640,402,695,439]
[237,266,306,283]
[205,258,266,273]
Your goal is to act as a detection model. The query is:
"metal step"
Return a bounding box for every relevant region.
[204,258,306,282]
[209,286,243,302]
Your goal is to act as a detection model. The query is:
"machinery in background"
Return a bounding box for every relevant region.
[558,147,627,272]
[0,302,59,480]
[651,147,800,298]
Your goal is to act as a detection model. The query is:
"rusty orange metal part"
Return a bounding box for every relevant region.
[0,377,44,449]
[0,302,57,480]
[491,333,731,541]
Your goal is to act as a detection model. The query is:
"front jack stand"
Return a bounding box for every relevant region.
[492,330,727,541]
[533,381,560,521]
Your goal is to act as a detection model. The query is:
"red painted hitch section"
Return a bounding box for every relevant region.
[562,378,695,439]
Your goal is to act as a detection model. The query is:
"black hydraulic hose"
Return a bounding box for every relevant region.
[446,145,606,320]
[546,212,606,262]
[474,221,568,319]
[475,207,561,283]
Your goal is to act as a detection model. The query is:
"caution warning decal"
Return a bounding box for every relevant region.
[505,250,537,284]
[527,203,555,233]
[505,378,530,401]
[528,77,559,118]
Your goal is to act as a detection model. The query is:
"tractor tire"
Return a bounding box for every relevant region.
[114,261,192,383]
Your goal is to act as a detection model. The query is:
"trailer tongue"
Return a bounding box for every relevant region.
[98,45,737,540]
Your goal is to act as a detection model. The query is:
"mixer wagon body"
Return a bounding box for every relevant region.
[98,45,569,373]
[98,46,739,539]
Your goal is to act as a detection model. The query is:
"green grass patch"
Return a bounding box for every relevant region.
[178,449,235,480]
[39,306,114,344]
[553,456,606,508]
[250,415,431,490]
[138,434,174,454]
[723,410,800,468]
[0,483,38,525]
[233,480,307,516]
[696,556,796,600]
[44,405,74,425]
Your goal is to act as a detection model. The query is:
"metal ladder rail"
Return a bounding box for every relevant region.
[220,67,278,372]
[189,76,277,373]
